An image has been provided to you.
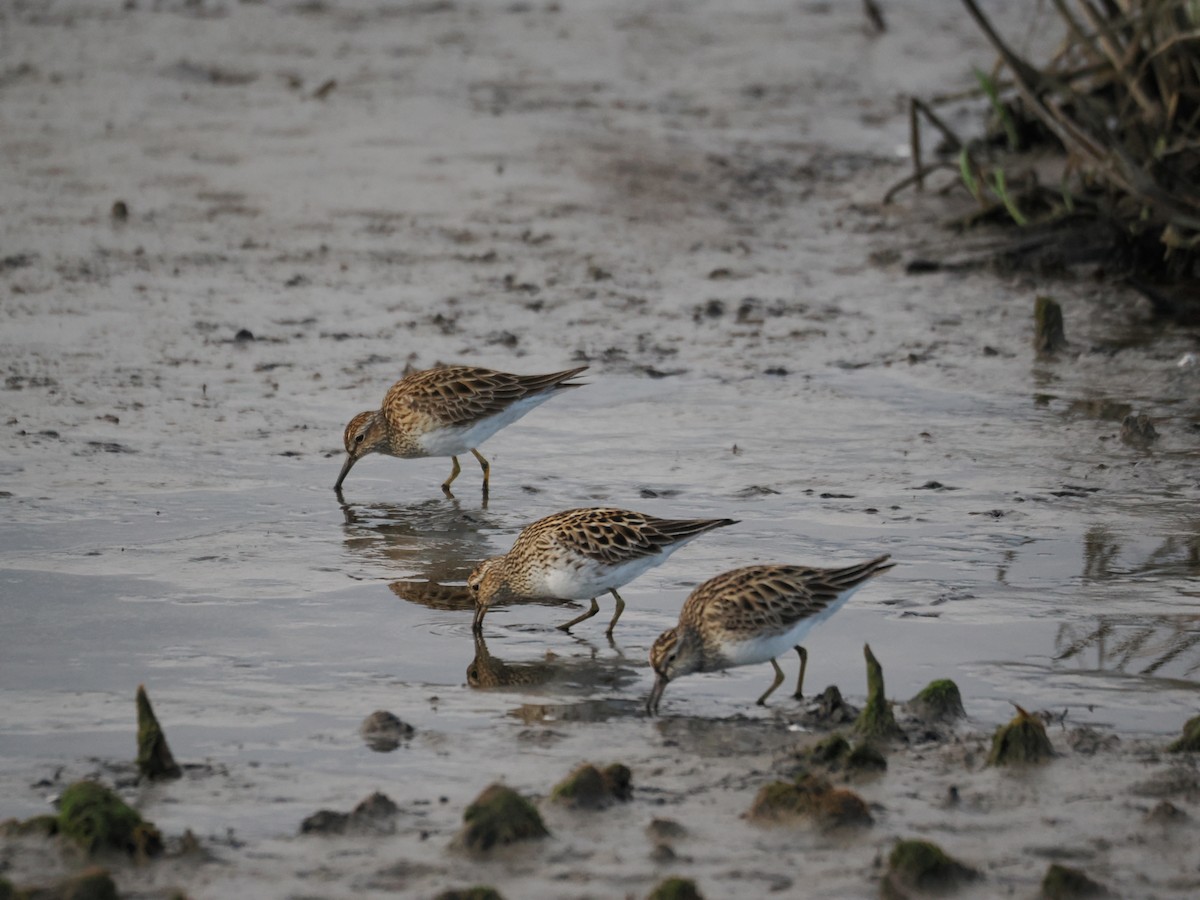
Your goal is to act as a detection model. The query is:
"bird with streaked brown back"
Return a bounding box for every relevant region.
[335,364,587,497]
[647,555,894,714]
[467,507,737,636]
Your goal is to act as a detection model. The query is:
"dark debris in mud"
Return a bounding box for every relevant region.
[359,710,416,753]
[300,791,400,837]
[550,762,632,810]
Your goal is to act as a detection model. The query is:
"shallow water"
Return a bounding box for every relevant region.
[2,0,1199,896]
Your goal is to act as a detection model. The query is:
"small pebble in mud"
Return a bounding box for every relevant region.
[1120,413,1158,447]
[234,328,255,342]
[805,685,859,726]
[300,791,399,836]
[1144,800,1189,825]
[111,200,129,221]
[550,762,632,810]
[646,817,688,841]
[359,710,415,752]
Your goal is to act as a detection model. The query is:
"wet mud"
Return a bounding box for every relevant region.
[2,0,1199,897]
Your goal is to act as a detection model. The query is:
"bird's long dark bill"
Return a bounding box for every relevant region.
[646,674,668,716]
[334,454,357,491]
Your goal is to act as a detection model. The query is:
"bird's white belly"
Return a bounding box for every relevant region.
[536,553,666,600]
[719,585,861,666]
[415,395,556,457]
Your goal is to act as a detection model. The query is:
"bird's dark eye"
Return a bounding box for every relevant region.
[468,581,479,593]
[354,433,365,444]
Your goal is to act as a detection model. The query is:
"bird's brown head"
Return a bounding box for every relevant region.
[334,410,386,490]
[646,625,702,715]
[467,556,507,607]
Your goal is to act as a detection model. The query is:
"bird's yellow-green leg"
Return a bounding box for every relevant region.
[470,448,490,491]
[756,658,786,706]
[793,645,808,699]
[605,588,627,636]
[442,456,462,495]
[557,597,600,631]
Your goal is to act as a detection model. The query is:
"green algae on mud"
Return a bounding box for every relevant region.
[135,685,181,781]
[908,679,965,722]
[988,707,1055,766]
[882,839,979,898]
[453,784,548,853]
[647,877,705,900]
[433,888,506,900]
[1166,715,1200,753]
[1041,862,1110,899]
[854,644,903,743]
[747,773,873,829]
[0,867,119,900]
[57,782,161,859]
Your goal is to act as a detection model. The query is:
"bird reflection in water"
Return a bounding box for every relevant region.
[467,631,560,689]
[339,496,496,584]
[464,631,643,703]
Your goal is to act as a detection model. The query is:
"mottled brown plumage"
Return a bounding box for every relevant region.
[648,555,894,713]
[468,507,737,635]
[335,364,587,494]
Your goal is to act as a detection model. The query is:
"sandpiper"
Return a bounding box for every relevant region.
[468,507,737,635]
[334,364,587,496]
[646,554,894,713]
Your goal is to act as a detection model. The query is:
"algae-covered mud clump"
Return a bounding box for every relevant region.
[747,773,872,829]
[453,783,548,852]
[908,679,965,722]
[434,888,505,900]
[988,707,1055,766]
[881,839,979,897]
[1034,296,1068,354]
[791,733,886,775]
[1041,863,1110,899]
[647,877,704,900]
[136,685,181,781]
[550,762,632,809]
[58,781,162,858]
[0,815,59,839]
[2,867,119,900]
[854,644,903,743]
[1166,715,1200,753]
